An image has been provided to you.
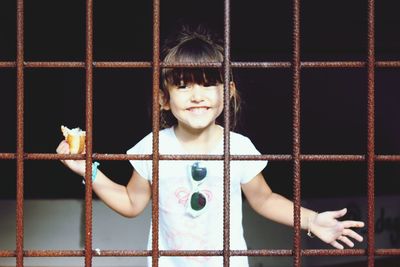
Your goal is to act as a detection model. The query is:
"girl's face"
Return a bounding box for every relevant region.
[162,83,224,131]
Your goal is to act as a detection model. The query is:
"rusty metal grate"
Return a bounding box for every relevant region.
[1,0,400,267]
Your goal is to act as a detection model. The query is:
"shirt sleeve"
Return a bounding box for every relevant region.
[126,133,153,183]
[234,136,268,184]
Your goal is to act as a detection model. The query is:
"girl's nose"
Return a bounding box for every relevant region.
[190,85,204,102]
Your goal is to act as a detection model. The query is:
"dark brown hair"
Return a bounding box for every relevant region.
[160,25,241,129]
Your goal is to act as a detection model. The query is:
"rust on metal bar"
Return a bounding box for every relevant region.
[3,248,400,258]
[15,0,24,266]
[375,249,400,256]
[231,62,291,68]
[0,62,16,67]
[161,62,222,68]
[0,251,16,257]
[375,155,400,161]
[160,250,223,257]
[230,249,293,257]
[231,249,366,257]
[6,153,400,162]
[367,1,376,267]
[25,62,85,68]
[0,153,16,160]
[24,250,85,257]
[151,1,161,266]
[223,1,232,266]
[302,61,366,68]
[3,60,400,69]
[95,61,152,68]
[300,155,365,161]
[375,61,400,68]
[84,0,94,266]
[301,249,366,256]
[25,250,150,257]
[292,0,302,266]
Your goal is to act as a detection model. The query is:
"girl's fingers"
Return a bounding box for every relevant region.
[342,220,365,229]
[342,229,364,242]
[330,240,344,250]
[332,208,347,219]
[56,141,70,154]
[337,236,354,248]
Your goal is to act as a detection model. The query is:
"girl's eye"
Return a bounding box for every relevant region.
[177,81,187,89]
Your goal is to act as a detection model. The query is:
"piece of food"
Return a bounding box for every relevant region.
[61,125,86,154]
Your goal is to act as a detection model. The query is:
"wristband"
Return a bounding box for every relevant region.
[82,161,100,185]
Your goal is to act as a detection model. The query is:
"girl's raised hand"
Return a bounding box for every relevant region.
[56,140,86,177]
[310,208,364,249]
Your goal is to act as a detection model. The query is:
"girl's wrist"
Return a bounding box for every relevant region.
[82,162,100,184]
[307,212,318,238]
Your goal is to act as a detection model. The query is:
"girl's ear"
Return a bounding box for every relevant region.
[229,81,237,99]
[159,90,170,110]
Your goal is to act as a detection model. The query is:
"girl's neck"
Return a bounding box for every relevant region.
[174,124,223,154]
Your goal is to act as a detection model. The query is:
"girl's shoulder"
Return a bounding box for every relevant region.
[229,130,252,144]
[229,131,259,154]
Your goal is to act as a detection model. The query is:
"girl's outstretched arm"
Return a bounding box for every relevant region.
[56,140,151,218]
[241,173,364,249]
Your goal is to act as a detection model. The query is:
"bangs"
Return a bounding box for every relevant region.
[162,37,225,88]
[164,68,223,87]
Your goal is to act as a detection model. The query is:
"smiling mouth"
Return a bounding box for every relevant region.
[187,107,210,114]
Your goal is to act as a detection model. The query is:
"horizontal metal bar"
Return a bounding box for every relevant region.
[1,61,400,69]
[375,249,400,256]
[301,155,365,161]
[1,248,399,258]
[301,61,365,68]
[232,62,291,68]
[232,249,366,257]
[0,153,15,159]
[2,153,400,161]
[301,249,366,256]
[95,62,152,68]
[25,62,85,68]
[0,62,16,67]
[375,61,400,68]
[375,155,400,161]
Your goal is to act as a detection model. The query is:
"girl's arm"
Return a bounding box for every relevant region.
[241,173,364,249]
[93,170,151,218]
[56,140,151,218]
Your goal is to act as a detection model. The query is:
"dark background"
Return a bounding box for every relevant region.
[0,0,399,200]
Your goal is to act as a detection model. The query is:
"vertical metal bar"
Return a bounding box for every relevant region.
[292,0,302,267]
[223,1,231,266]
[84,0,94,266]
[152,0,161,266]
[367,0,375,267]
[16,0,24,266]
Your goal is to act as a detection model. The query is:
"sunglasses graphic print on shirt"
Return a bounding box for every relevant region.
[174,162,213,217]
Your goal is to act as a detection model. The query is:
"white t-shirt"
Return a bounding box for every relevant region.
[127,127,267,267]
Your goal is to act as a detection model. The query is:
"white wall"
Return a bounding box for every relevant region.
[1,196,398,267]
[0,199,295,267]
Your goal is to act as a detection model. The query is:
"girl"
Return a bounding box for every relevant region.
[56,25,364,267]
